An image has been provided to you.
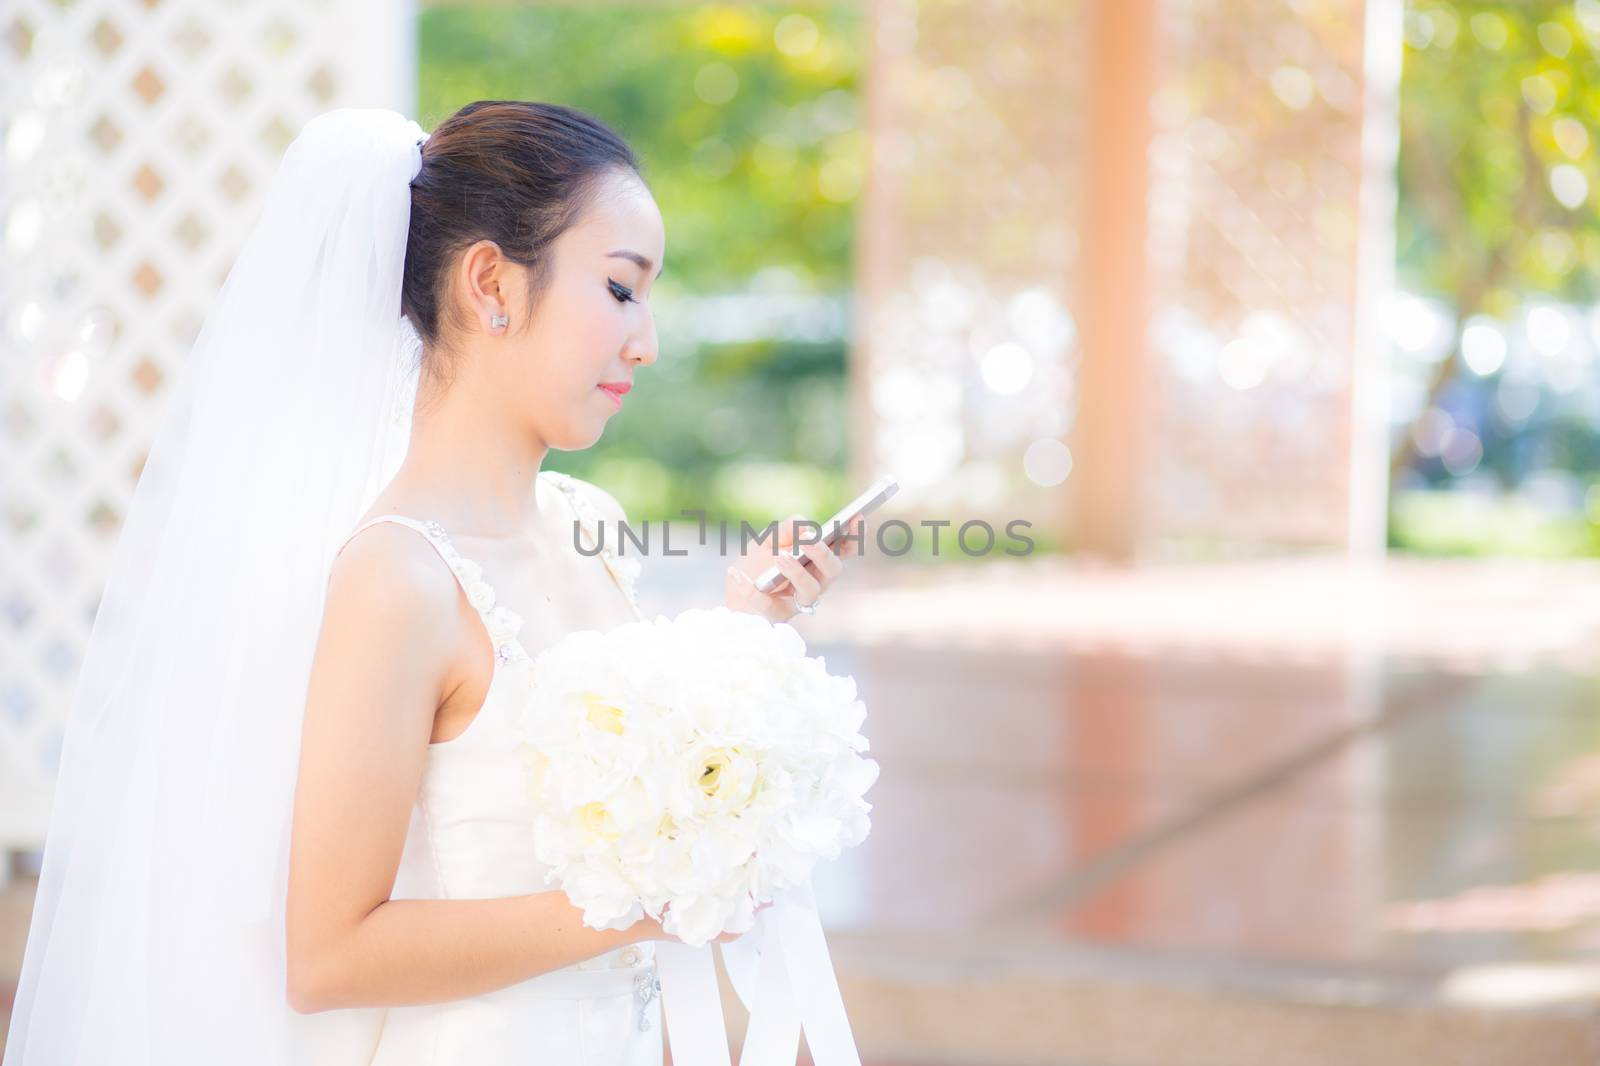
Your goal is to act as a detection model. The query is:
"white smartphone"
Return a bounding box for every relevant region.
[753,474,899,594]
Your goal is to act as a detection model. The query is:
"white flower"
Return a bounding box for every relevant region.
[512,606,877,946]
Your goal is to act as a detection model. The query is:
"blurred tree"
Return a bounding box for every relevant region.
[1394,2,1600,501]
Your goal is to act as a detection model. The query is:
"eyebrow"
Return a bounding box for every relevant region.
[606,249,663,281]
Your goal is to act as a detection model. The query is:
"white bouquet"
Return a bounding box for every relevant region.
[512,606,878,948]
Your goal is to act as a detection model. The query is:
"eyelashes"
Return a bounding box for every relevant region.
[607,279,636,304]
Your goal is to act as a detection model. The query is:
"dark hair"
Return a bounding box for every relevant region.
[402,100,643,389]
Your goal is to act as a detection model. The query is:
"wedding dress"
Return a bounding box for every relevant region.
[333,468,661,1066]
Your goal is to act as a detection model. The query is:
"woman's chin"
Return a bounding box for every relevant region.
[547,395,617,450]
[551,423,606,451]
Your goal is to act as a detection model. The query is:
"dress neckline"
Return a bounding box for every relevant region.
[411,475,641,750]
[412,516,537,669]
[338,471,643,669]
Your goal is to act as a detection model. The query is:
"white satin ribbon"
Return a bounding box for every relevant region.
[657,878,862,1066]
[727,903,800,1066]
[656,937,731,1066]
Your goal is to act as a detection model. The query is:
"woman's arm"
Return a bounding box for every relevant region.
[285,525,663,1015]
[291,893,662,1014]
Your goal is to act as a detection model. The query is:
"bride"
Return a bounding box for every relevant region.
[3,101,860,1065]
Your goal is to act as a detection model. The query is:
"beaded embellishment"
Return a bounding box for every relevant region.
[633,967,661,1031]
[540,471,645,621]
[414,519,529,665]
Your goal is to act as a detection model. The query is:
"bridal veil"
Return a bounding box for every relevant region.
[3,108,427,1065]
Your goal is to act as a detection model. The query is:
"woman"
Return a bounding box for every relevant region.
[4,101,858,1065]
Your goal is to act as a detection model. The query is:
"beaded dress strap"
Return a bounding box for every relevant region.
[540,471,646,622]
[337,515,530,666]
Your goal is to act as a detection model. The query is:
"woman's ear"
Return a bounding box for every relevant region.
[458,239,507,329]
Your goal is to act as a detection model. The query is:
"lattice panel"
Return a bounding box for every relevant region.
[1143,0,1393,547]
[0,0,413,853]
[853,0,1086,526]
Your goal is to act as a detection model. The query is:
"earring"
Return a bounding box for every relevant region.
[490,313,508,331]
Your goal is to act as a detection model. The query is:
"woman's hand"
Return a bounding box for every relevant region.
[724,513,864,623]
[633,899,775,944]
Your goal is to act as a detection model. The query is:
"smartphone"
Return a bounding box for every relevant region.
[753,474,898,594]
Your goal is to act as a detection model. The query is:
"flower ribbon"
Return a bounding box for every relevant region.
[655,877,861,1066]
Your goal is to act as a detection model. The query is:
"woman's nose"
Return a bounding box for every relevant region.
[627,316,659,366]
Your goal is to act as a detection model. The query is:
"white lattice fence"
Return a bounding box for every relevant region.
[0,0,415,869]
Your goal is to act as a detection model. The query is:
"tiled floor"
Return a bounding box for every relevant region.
[801,644,1600,967]
[7,549,1600,1063]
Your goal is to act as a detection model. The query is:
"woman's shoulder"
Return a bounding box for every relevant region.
[322,520,468,684]
[331,519,466,617]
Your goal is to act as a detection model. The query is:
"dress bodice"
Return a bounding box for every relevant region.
[331,470,661,1065]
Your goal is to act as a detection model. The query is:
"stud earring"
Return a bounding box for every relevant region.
[490,313,508,331]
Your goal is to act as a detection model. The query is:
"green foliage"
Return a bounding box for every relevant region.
[1399,2,1600,307]
[1391,2,1600,556]
[1388,488,1600,557]
[420,4,863,292]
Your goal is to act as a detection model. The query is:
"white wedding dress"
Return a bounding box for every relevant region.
[330,470,662,1066]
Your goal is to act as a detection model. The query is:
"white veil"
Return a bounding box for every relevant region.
[3,108,428,1065]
